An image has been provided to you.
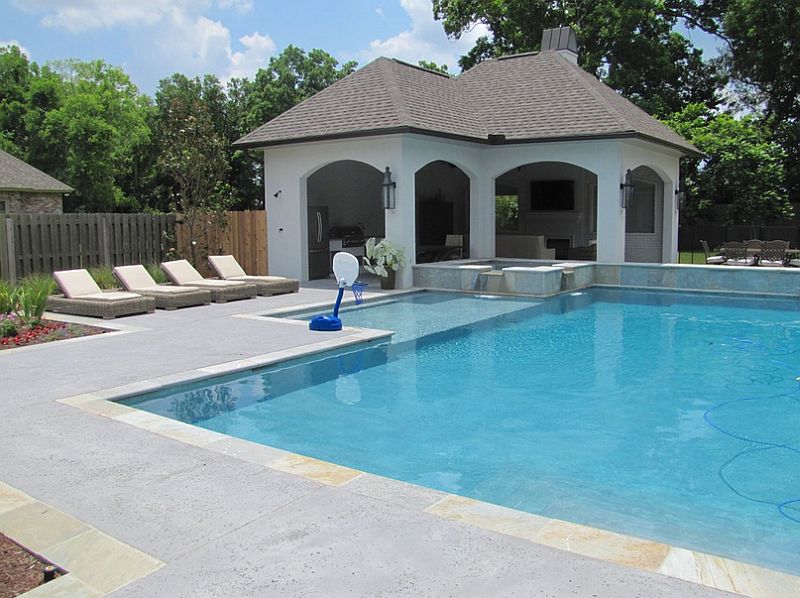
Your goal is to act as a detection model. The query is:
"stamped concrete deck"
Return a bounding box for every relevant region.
[0,284,740,597]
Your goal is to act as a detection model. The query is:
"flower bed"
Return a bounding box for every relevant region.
[0,314,107,351]
[0,532,62,597]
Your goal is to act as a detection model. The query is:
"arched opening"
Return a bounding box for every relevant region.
[414,161,470,263]
[306,160,384,279]
[495,162,598,261]
[624,166,664,263]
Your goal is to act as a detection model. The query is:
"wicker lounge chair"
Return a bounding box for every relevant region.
[208,255,299,296]
[721,241,755,266]
[113,265,212,310]
[161,260,257,303]
[759,240,789,267]
[700,240,725,264]
[48,269,155,319]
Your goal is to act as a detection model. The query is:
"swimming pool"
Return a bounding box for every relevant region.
[124,288,800,574]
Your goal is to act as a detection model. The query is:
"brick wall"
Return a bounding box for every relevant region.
[0,191,63,214]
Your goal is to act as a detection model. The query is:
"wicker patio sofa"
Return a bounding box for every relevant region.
[208,255,300,296]
[161,260,257,303]
[49,269,155,319]
[113,265,212,310]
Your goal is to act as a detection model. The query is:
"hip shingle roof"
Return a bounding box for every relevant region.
[0,149,72,193]
[234,53,698,155]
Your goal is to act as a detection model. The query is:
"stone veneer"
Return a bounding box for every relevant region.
[0,190,63,213]
[414,260,800,298]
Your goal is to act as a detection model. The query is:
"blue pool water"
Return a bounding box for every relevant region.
[125,289,800,574]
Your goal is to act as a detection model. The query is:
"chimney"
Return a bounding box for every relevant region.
[541,26,578,64]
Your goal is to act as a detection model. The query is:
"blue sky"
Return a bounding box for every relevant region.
[0,0,723,96]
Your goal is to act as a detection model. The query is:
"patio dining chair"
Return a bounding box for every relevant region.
[700,240,725,264]
[759,240,790,267]
[721,241,755,266]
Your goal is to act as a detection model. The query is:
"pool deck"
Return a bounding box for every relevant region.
[0,282,781,597]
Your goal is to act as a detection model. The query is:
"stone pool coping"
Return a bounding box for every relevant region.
[0,481,163,597]
[53,302,800,598]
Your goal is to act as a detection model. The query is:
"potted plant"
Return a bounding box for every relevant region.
[363,237,406,289]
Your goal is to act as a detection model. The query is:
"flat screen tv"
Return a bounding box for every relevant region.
[531,180,574,211]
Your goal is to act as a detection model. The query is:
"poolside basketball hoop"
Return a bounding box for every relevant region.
[309,252,367,331]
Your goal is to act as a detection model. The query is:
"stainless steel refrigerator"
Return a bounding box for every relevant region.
[307,205,330,279]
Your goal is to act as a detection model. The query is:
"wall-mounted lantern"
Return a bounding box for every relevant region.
[675,188,686,211]
[382,167,396,210]
[620,169,634,209]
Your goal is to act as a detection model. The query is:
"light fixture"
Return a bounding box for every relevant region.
[273,190,282,198]
[382,167,396,210]
[620,169,634,209]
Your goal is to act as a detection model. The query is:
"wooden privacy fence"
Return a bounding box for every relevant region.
[0,213,176,283]
[175,210,267,277]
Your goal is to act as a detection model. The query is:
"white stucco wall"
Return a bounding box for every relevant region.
[261,133,683,287]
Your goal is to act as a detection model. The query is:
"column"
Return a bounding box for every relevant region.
[469,176,496,258]
[596,168,626,263]
[384,165,416,288]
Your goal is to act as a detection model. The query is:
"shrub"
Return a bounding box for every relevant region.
[0,280,18,314]
[87,266,118,289]
[146,263,168,284]
[17,275,55,326]
[0,315,17,338]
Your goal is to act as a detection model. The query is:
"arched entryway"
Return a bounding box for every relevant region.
[495,162,598,260]
[414,161,470,262]
[624,166,664,263]
[306,160,384,279]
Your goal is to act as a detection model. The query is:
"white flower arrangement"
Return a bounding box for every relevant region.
[362,237,406,278]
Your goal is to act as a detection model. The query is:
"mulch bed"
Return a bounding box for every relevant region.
[0,318,108,351]
[0,533,62,598]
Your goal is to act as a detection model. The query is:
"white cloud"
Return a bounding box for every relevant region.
[361,0,490,73]
[217,0,253,13]
[228,33,276,79]
[11,0,205,33]
[11,0,273,83]
[0,40,30,57]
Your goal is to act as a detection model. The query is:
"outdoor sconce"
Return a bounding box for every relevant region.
[382,167,396,210]
[273,190,282,198]
[620,169,634,209]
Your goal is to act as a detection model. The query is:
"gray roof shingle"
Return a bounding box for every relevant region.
[0,149,72,193]
[234,53,698,155]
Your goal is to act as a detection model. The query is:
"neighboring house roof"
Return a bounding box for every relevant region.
[235,52,700,156]
[0,149,73,193]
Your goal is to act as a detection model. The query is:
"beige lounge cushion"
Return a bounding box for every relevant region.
[80,291,143,301]
[161,260,203,284]
[208,255,247,279]
[114,265,158,290]
[230,275,292,283]
[133,286,200,295]
[53,269,102,298]
[190,279,248,288]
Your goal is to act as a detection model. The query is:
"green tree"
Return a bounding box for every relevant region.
[432,0,725,114]
[0,45,34,156]
[723,0,800,202]
[418,60,450,75]
[663,104,791,227]
[43,60,151,211]
[157,94,232,265]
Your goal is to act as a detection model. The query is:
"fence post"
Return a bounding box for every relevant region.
[3,217,16,284]
[100,215,111,268]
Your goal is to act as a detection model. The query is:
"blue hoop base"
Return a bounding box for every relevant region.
[309,314,342,332]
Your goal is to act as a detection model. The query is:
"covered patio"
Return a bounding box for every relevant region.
[234,27,698,287]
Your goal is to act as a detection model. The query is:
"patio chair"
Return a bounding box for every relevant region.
[48,269,155,319]
[759,240,789,267]
[207,255,299,296]
[113,265,212,310]
[700,240,725,264]
[161,260,257,303]
[443,234,464,260]
[721,241,755,266]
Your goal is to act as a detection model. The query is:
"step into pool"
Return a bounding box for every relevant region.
[124,288,800,575]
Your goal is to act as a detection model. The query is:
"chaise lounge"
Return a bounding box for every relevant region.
[48,269,155,319]
[161,260,257,303]
[113,265,212,310]
[208,255,299,296]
